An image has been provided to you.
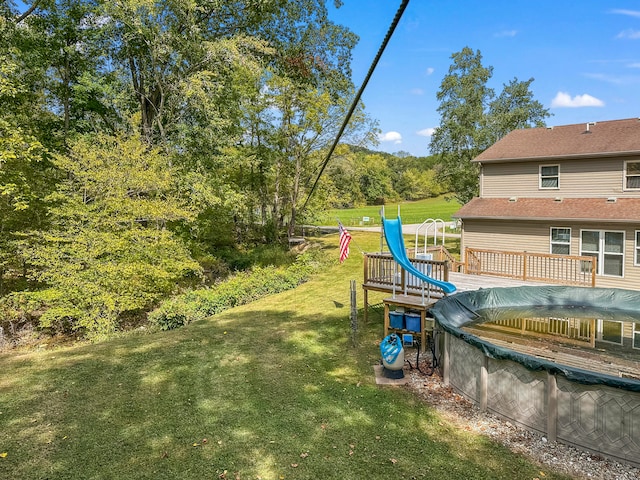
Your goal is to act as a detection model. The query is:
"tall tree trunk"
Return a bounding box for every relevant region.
[288,151,302,239]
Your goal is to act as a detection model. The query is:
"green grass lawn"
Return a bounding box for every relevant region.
[0,232,571,480]
[319,196,462,226]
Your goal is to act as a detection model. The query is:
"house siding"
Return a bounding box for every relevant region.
[461,219,640,290]
[480,156,640,199]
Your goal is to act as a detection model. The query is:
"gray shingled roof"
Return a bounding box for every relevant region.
[475,118,640,163]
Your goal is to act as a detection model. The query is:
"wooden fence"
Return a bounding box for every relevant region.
[464,248,596,287]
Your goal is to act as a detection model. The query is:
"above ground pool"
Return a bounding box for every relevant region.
[430,285,640,467]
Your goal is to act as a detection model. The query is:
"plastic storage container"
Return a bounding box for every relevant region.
[404,312,421,332]
[389,311,405,329]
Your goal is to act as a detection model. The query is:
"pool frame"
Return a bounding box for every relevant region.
[431,286,640,467]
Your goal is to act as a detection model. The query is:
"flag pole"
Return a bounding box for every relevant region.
[336,218,366,257]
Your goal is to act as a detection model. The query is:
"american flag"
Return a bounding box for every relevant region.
[338,222,352,263]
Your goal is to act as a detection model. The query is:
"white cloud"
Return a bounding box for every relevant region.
[494,29,517,38]
[550,91,605,108]
[617,29,640,39]
[410,88,424,95]
[425,67,435,76]
[628,63,640,68]
[379,131,402,144]
[610,9,640,18]
[417,128,436,137]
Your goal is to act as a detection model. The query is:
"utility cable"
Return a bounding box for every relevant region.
[301,0,411,212]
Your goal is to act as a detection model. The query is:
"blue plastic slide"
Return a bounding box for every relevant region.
[382,216,457,295]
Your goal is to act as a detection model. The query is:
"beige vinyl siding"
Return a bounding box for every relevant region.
[480,156,640,198]
[462,220,549,252]
[461,219,640,291]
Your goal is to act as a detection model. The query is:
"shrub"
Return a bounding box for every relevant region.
[149,249,322,331]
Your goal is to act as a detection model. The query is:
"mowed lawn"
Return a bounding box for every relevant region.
[0,232,571,480]
[321,196,462,226]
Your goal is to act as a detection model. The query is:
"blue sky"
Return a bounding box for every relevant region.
[328,1,640,156]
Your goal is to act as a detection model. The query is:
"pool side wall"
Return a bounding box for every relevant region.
[440,329,640,467]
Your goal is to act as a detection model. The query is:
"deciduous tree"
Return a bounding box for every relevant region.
[24,134,201,337]
[430,47,550,204]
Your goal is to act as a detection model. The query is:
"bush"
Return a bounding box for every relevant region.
[149,250,321,331]
[147,297,203,331]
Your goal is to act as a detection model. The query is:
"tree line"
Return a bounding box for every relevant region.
[1,1,549,339]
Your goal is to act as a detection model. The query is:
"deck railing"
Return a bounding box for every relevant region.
[464,248,596,287]
[363,252,450,296]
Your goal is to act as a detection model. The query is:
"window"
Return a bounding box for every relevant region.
[636,231,640,266]
[625,160,640,190]
[540,165,559,189]
[634,323,640,350]
[550,227,571,255]
[581,230,625,277]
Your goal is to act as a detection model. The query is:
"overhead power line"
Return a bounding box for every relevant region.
[301,0,411,212]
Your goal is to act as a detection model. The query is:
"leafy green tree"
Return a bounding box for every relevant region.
[429,47,494,205]
[396,168,443,200]
[430,47,550,204]
[22,133,201,337]
[1,0,372,336]
[355,153,396,205]
[0,32,54,293]
[323,145,366,208]
[488,77,551,142]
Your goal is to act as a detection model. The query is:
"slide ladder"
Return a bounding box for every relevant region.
[414,218,446,256]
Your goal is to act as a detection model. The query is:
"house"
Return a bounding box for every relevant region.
[453,117,640,291]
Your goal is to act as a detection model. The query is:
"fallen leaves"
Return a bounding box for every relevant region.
[0,452,7,458]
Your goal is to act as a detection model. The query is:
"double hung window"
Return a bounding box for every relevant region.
[625,160,640,190]
[540,165,559,189]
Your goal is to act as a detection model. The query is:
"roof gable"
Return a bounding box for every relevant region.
[475,118,640,163]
